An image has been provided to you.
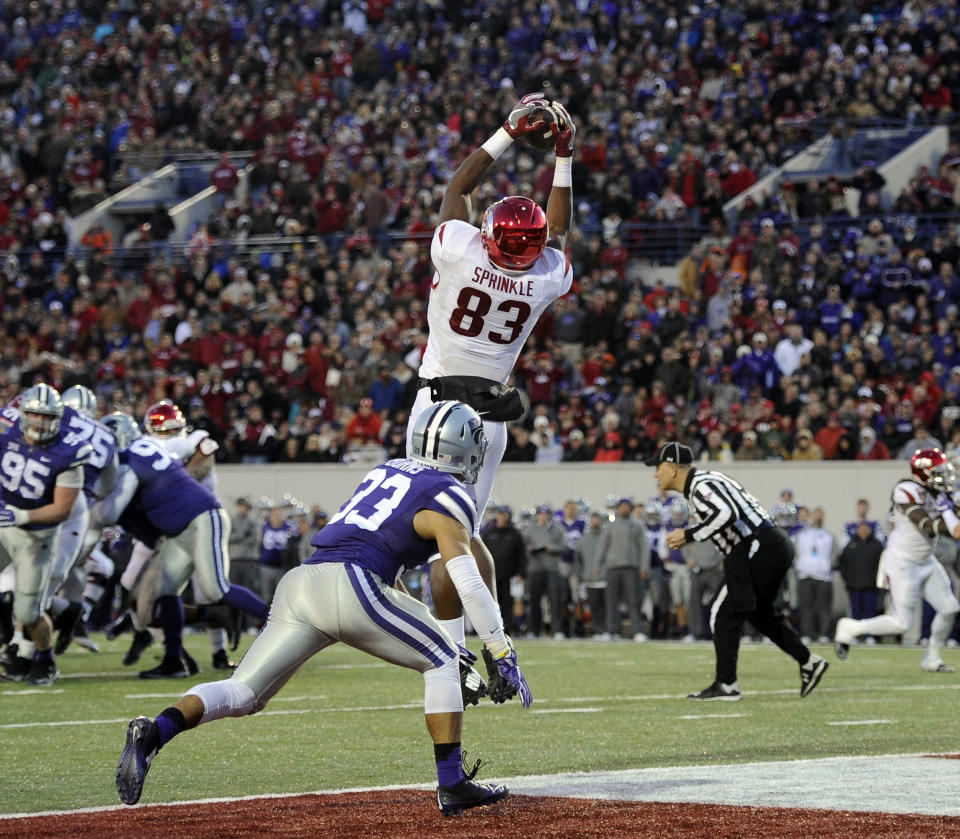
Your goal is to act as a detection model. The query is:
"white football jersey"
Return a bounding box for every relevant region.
[159,429,218,494]
[420,219,573,383]
[887,478,938,563]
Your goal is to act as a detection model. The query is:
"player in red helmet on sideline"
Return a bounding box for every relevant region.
[836,448,960,671]
[405,92,576,701]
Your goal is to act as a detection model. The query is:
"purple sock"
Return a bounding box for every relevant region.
[157,595,185,659]
[155,707,186,749]
[434,742,465,788]
[222,585,268,622]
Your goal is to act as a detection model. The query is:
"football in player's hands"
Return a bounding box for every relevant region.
[523,105,558,150]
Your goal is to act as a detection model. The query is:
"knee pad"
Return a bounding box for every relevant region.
[187,678,258,725]
[423,656,462,714]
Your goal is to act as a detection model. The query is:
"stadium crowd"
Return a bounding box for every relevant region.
[2,1,960,466]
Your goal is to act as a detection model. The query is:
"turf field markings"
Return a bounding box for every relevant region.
[678,713,748,720]
[123,693,327,701]
[529,707,603,714]
[827,719,895,726]
[1,688,64,696]
[4,683,958,732]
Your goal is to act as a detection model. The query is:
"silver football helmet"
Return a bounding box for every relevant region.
[669,498,690,528]
[62,384,98,419]
[101,412,142,450]
[644,498,664,528]
[19,383,63,445]
[771,502,798,529]
[409,401,487,484]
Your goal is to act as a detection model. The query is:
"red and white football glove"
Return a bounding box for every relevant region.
[503,92,554,140]
[549,101,576,158]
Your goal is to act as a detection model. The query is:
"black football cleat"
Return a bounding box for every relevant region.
[182,647,200,675]
[212,649,236,670]
[53,602,83,655]
[117,717,159,805]
[800,654,829,697]
[106,610,133,641]
[123,630,155,666]
[26,656,59,686]
[139,654,189,679]
[1,652,32,682]
[437,778,509,816]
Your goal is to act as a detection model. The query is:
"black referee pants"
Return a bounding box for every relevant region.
[710,527,810,685]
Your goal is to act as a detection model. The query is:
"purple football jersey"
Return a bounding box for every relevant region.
[0,405,92,526]
[59,410,118,499]
[121,436,220,537]
[307,459,477,583]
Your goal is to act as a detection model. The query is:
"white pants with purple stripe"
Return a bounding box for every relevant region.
[231,562,459,711]
[158,507,232,602]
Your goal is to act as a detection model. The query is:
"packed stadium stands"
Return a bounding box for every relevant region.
[1,0,960,467]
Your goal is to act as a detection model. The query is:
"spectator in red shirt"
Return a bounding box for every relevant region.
[593,431,624,462]
[814,412,847,460]
[194,315,229,367]
[124,283,156,334]
[727,219,756,277]
[855,427,890,460]
[151,332,178,369]
[520,351,565,406]
[600,234,629,281]
[345,397,382,444]
[210,152,239,202]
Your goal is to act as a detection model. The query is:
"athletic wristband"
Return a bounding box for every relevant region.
[444,553,508,654]
[481,128,514,160]
[553,156,572,186]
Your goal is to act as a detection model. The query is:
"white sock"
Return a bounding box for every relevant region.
[208,628,227,653]
[851,615,904,637]
[439,617,466,648]
[928,612,956,660]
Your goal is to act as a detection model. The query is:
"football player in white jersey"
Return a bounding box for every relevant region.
[405,93,575,686]
[835,448,960,672]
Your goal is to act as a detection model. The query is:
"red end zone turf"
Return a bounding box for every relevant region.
[5,792,960,839]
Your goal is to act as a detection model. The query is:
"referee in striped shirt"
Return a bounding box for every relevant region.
[647,442,829,701]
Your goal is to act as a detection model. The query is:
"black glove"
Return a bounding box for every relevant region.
[482,644,519,704]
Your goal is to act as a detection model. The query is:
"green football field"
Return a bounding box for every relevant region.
[3,633,957,815]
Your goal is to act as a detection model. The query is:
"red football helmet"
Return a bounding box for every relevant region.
[144,400,186,437]
[911,448,954,491]
[480,196,548,271]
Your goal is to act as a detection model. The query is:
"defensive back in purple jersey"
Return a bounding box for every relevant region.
[58,409,118,499]
[308,458,477,583]
[0,404,92,521]
[120,436,220,537]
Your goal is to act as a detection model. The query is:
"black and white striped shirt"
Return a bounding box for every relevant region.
[683,468,772,554]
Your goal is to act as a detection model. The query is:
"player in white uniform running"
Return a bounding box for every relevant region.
[835,448,960,672]
[405,93,575,691]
